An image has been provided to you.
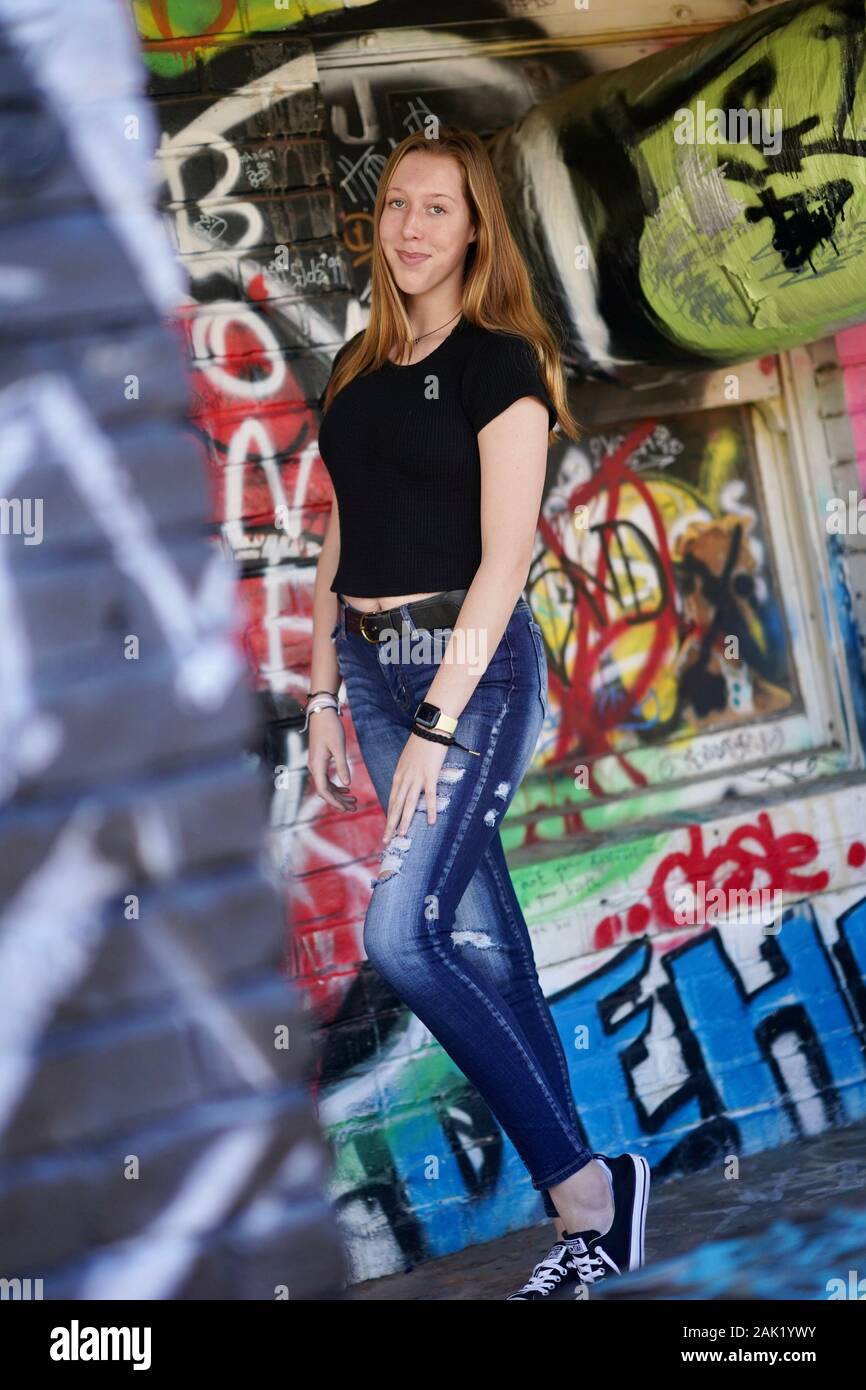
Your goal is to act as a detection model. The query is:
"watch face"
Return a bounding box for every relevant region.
[415,701,439,728]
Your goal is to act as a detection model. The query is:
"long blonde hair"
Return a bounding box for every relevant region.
[320,126,582,443]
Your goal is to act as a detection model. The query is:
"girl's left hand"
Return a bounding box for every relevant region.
[383,732,449,840]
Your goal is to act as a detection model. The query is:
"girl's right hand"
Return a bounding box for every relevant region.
[308,709,357,811]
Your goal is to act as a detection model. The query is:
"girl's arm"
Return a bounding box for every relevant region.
[421,393,549,717]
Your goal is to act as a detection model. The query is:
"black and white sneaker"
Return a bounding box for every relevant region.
[505,1151,650,1300]
[504,1231,612,1300]
[589,1151,651,1274]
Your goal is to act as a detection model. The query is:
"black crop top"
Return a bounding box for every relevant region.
[317,314,558,597]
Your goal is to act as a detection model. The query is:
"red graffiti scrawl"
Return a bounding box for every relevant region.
[537,419,681,793]
[594,812,829,948]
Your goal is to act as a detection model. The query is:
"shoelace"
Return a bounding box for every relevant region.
[564,1237,611,1285]
[512,1241,577,1296]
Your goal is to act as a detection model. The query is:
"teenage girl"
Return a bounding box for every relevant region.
[307,126,650,1299]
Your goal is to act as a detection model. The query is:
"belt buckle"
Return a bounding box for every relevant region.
[359,612,380,644]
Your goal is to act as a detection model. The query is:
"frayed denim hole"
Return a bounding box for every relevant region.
[371,832,412,885]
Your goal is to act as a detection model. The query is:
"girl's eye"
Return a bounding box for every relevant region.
[388,199,446,214]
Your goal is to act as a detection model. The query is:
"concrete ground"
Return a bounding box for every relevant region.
[347,1119,866,1300]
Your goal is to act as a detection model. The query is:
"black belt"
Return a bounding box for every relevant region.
[340,589,467,643]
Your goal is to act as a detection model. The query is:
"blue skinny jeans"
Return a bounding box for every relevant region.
[332,589,593,1217]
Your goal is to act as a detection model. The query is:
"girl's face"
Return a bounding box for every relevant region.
[379,150,477,298]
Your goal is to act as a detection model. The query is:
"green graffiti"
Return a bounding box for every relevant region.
[637,4,866,359]
[133,0,380,79]
[536,0,866,370]
[513,832,669,922]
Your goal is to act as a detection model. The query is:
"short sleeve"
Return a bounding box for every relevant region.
[461,332,558,435]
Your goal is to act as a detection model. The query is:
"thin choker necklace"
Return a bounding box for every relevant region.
[410,310,462,344]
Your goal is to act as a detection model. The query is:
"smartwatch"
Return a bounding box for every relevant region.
[413,701,458,735]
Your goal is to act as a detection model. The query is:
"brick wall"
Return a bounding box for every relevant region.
[0,0,344,1299]
[134,2,866,1285]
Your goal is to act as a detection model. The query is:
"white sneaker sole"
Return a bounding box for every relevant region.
[597,1152,651,1271]
[626,1153,651,1269]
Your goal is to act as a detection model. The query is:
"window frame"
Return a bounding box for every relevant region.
[532,348,864,826]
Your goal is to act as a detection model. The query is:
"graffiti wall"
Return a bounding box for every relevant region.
[134,0,866,1282]
[530,406,799,769]
[321,788,866,1273]
[0,0,344,1299]
[493,0,866,374]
